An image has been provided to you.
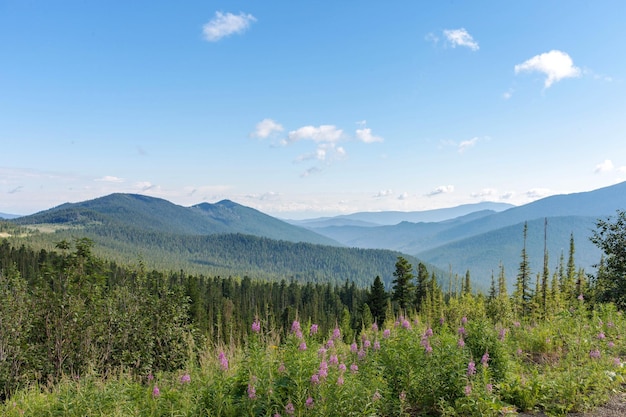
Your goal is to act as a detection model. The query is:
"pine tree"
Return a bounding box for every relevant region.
[514,222,532,318]
[463,270,472,295]
[391,256,414,312]
[414,262,429,311]
[368,276,388,325]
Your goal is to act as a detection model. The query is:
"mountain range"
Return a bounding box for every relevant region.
[3,181,626,290]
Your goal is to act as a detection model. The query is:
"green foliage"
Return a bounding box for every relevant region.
[591,210,626,308]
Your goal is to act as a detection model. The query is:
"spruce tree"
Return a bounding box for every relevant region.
[368,275,388,325]
[514,222,532,318]
[391,256,414,312]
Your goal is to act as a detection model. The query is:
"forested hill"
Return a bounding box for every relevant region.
[12,193,339,246]
[3,220,427,287]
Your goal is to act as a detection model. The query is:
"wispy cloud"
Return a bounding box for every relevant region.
[287,125,343,144]
[398,192,409,200]
[95,175,124,183]
[471,188,497,198]
[525,188,551,199]
[427,185,454,197]
[374,189,393,198]
[254,120,382,176]
[458,137,479,153]
[514,50,581,88]
[8,185,23,194]
[443,28,479,51]
[595,159,614,173]
[356,128,383,143]
[202,11,256,42]
[251,118,284,139]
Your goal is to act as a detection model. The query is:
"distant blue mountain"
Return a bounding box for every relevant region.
[309,181,626,289]
[293,202,515,227]
[0,212,21,219]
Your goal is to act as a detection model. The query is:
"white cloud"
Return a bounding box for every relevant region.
[503,89,514,100]
[135,181,157,192]
[425,32,439,45]
[374,189,393,198]
[95,175,124,183]
[525,188,551,199]
[398,192,409,200]
[252,118,284,139]
[287,125,343,143]
[427,185,454,197]
[514,50,581,88]
[500,191,515,200]
[443,28,479,51]
[356,128,383,143]
[595,159,614,173]
[458,137,479,153]
[471,188,497,198]
[202,11,256,42]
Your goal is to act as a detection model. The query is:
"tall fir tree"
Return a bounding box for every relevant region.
[391,256,414,312]
[368,275,388,325]
[514,222,532,318]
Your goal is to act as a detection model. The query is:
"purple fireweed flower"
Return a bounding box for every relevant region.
[394,320,400,328]
[350,363,359,373]
[310,323,319,335]
[425,344,433,353]
[598,332,606,340]
[247,384,256,399]
[337,375,344,385]
[311,373,320,385]
[439,317,445,325]
[318,367,328,379]
[333,327,341,340]
[464,385,472,396]
[147,373,154,381]
[613,357,621,366]
[180,373,191,384]
[338,363,347,372]
[498,328,507,341]
[285,402,295,415]
[424,328,433,337]
[458,326,466,336]
[358,349,366,360]
[383,329,391,338]
[516,348,523,356]
[350,342,358,353]
[458,338,465,348]
[274,414,281,417]
[305,397,314,409]
[292,320,301,333]
[461,316,468,325]
[513,321,521,327]
[608,321,615,327]
[402,319,411,329]
[295,329,303,339]
[373,340,381,350]
[251,318,261,333]
[299,342,307,351]
[152,385,160,398]
[372,323,379,332]
[364,339,371,349]
[329,354,339,365]
[578,294,584,301]
[218,351,229,371]
[420,335,429,348]
[326,339,334,349]
[278,362,286,373]
[590,349,601,359]
[318,347,327,357]
[467,361,476,376]
[486,383,493,394]
[481,352,490,366]
[608,341,615,348]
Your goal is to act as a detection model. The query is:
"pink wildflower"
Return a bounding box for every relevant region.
[251,318,261,333]
[383,329,391,338]
[350,363,359,373]
[329,354,339,365]
[373,340,381,350]
[350,342,358,353]
[372,323,379,332]
[590,349,601,359]
[299,342,307,351]
[337,375,344,385]
[467,361,476,376]
[218,351,229,371]
[291,320,301,333]
[310,323,319,335]
[598,332,606,340]
[372,390,382,401]
[305,397,314,409]
[285,402,295,415]
[458,338,465,348]
[152,385,160,398]
[247,384,256,399]
[180,373,191,384]
[461,316,468,325]
[481,352,490,366]
[333,327,341,339]
[464,385,472,396]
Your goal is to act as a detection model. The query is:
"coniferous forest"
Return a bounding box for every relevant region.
[1,211,626,416]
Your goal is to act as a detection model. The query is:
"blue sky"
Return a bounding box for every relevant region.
[2,1,625,219]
